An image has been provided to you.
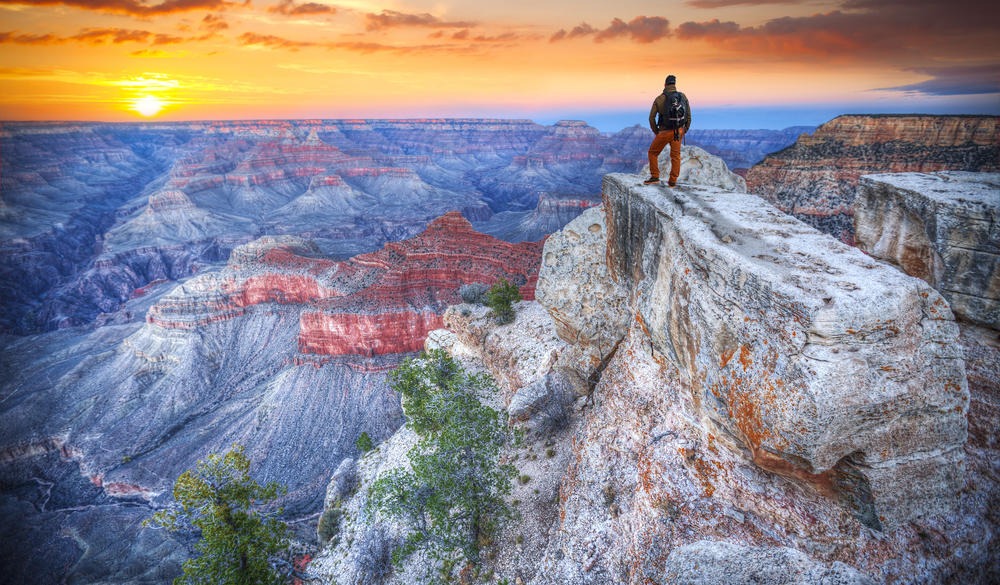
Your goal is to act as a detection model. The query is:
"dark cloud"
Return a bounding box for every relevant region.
[0,0,242,16]
[686,0,797,7]
[549,23,596,43]
[201,14,229,32]
[675,19,740,38]
[551,16,669,44]
[676,0,1000,66]
[365,10,475,31]
[267,0,335,16]
[884,65,1000,96]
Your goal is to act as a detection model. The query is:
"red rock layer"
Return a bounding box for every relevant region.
[299,212,543,356]
[148,212,543,358]
[299,309,443,357]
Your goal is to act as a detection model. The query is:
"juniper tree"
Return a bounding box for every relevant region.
[369,349,517,579]
[484,278,521,324]
[146,445,291,585]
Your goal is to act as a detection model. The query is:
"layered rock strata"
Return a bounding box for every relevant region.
[855,171,1000,330]
[745,115,1000,241]
[147,212,543,359]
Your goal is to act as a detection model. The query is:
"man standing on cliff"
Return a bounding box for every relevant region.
[645,74,691,186]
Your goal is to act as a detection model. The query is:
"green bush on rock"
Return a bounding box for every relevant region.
[485,278,521,324]
[145,445,292,585]
[369,349,517,581]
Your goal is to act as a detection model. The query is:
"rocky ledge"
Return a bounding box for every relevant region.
[855,171,999,330]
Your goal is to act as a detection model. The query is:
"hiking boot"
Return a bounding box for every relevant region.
[667,181,677,187]
[643,176,660,185]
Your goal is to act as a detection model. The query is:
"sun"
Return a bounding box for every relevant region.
[132,95,165,117]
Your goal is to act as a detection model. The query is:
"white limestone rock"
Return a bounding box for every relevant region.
[663,540,875,585]
[535,206,630,371]
[599,172,967,530]
[855,171,1000,330]
[642,144,748,192]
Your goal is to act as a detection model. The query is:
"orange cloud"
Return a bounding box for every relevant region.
[267,0,335,16]
[1,28,189,45]
[238,32,319,50]
[550,16,670,44]
[364,10,476,31]
[0,0,242,16]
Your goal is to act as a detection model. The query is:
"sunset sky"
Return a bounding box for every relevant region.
[1,0,997,130]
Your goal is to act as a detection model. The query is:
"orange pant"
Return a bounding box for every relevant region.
[648,127,685,183]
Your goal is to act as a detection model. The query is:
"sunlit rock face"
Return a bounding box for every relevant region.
[855,171,1000,330]
[446,177,982,584]
[745,115,1000,242]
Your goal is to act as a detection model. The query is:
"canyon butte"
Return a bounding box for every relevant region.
[1,116,997,584]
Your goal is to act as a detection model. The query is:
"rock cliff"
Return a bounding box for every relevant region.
[745,115,1000,242]
[854,171,999,330]
[315,158,996,584]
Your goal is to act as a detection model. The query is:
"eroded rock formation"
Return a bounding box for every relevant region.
[316,162,996,584]
[745,115,1000,242]
[855,171,999,330]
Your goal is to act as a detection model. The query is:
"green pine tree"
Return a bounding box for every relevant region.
[484,278,521,324]
[369,349,517,580]
[146,445,291,585]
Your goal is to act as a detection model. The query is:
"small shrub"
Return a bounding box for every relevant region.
[459,282,490,304]
[353,525,397,584]
[355,431,374,454]
[602,484,616,507]
[546,448,556,458]
[519,474,531,485]
[515,534,524,545]
[485,278,521,325]
[317,505,342,544]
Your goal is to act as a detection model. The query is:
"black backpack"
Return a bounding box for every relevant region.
[660,92,686,130]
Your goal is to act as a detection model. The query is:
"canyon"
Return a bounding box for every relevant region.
[2,116,993,584]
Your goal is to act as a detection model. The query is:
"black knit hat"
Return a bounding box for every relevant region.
[665,75,676,85]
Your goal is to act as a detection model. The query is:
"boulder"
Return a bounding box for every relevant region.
[663,540,875,585]
[535,206,630,370]
[643,144,748,192]
[855,171,1000,330]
